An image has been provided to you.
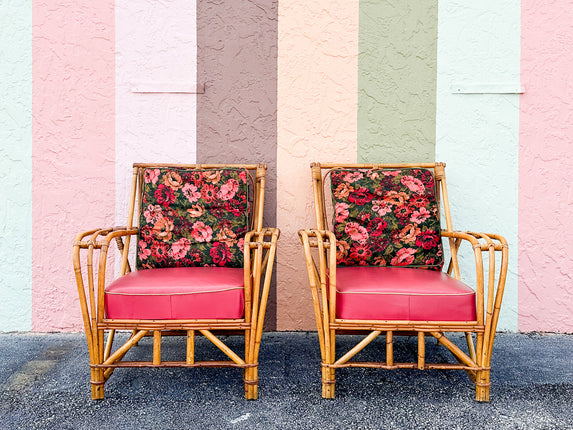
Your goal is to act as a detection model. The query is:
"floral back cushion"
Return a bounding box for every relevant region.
[330,168,443,269]
[136,168,249,270]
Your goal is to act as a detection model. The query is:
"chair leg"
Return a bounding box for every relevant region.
[90,368,105,400]
[475,370,491,402]
[322,366,335,399]
[244,366,259,400]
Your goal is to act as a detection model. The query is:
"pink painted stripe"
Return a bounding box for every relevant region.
[32,2,115,331]
[519,2,573,332]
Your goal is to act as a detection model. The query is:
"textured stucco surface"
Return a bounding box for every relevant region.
[197,0,278,327]
[436,0,520,331]
[519,0,573,332]
[32,1,115,330]
[358,0,437,163]
[277,0,358,330]
[0,0,32,331]
[115,0,198,226]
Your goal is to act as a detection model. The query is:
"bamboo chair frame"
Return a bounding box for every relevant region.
[299,162,508,401]
[73,163,279,400]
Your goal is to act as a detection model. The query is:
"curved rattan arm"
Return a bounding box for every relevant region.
[243,228,280,362]
[298,229,337,363]
[442,230,509,365]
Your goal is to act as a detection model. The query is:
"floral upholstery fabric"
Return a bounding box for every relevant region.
[137,168,249,269]
[330,168,443,269]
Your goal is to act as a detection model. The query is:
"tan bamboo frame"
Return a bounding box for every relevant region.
[299,162,508,401]
[73,163,279,400]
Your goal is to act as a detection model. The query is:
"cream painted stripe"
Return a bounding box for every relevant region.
[115,0,198,228]
[276,0,359,330]
[0,0,32,331]
[435,0,520,331]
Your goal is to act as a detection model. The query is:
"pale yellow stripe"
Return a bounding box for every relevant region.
[276,0,358,330]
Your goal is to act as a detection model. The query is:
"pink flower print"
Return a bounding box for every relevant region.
[182,183,201,203]
[145,169,160,184]
[343,171,364,183]
[411,207,431,224]
[344,222,369,244]
[143,204,164,224]
[390,248,416,266]
[401,175,425,194]
[372,199,392,216]
[138,240,152,260]
[382,170,400,177]
[171,238,191,260]
[219,178,239,201]
[191,221,213,243]
[335,202,350,223]
[239,170,248,183]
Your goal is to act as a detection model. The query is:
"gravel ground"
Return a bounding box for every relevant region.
[0,332,571,430]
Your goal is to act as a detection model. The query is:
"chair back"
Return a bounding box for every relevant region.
[121,163,267,275]
[311,162,454,270]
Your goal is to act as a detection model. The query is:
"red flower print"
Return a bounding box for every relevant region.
[210,242,233,266]
[151,241,169,262]
[349,243,372,262]
[348,187,373,205]
[415,230,441,250]
[367,217,387,237]
[154,184,176,208]
[201,184,219,203]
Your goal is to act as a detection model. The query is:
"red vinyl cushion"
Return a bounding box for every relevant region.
[335,267,476,321]
[105,267,244,320]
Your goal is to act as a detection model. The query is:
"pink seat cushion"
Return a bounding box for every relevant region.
[105,267,244,319]
[336,267,476,321]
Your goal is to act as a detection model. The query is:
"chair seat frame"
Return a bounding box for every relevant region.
[299,162,508,401]
[73,163,279,400]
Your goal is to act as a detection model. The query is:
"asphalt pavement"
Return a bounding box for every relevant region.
[0,331,571,429]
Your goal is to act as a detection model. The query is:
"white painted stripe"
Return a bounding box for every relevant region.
[115,0,198,230]
[436,0,520,331]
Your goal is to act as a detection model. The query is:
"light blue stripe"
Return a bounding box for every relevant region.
[0,0,32,331]
[436,0,520,331]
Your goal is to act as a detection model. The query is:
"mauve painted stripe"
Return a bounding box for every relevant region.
[32,1,115,330]
[115,0,198,228]
[519,1,573,332]
[197,0,278,327]
[0,0,32,331]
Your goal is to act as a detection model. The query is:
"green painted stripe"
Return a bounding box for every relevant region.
[358,0,438,163]
[0,0,32,331]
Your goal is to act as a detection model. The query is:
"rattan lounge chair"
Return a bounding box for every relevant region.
[299,162,508,401]
[73,163,279,399]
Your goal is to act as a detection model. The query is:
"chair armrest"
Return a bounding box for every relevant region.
[441,230,509,344]
[73,227,139,337]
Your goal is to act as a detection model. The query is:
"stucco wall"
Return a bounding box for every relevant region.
[32,0,115,330]
[519,0,573,332]
[277,0,358,330]
[436,0,520,331]
[358,0,438,163]
[0,0,32,331]
[115,0,198,227]
[196,0,278,327]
